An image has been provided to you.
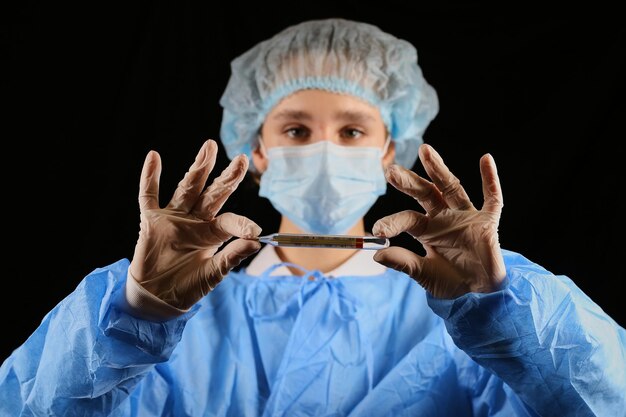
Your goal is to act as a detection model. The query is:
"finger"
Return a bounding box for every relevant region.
[372,210,429,239]
[201,238,262,292]
[480,154,504,215]
[167,140,218,212]
[209,212,262,243]
[373,246,425,282]
[418,144,475,210]
[384,164,447,215]
[138,150,162,212]
[192,154,249,220]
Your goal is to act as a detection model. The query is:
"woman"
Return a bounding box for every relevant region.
[1,18,624,416]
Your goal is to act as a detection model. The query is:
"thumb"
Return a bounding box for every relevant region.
[374,246,424,280]
[209,239,262,280]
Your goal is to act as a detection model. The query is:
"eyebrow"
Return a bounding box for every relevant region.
[270,109,376,123]
[334,110,376,124]
[271,110,312,121]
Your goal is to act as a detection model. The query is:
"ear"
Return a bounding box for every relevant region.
[251,144,268,174]
[382,140,396,169]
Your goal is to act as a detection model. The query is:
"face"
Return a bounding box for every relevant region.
[252,89,395,173]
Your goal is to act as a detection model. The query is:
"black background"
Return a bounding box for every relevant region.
[3,4,625,361]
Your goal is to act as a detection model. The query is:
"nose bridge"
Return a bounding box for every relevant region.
[311,122,338,143]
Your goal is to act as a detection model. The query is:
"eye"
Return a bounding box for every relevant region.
[285,126,310,139]
[340,128,364,140]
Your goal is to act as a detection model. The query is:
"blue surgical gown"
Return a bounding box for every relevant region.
[1,249,625,416]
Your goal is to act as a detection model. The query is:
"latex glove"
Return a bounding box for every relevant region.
[372,143,506,299]
[129,139,262,310]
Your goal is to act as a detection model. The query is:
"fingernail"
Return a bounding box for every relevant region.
[420,144,437,162]
[237,154,250,171]
[385,164,398,180]
[243,224,262,238]
[372,221,390,237]
[373,251,388,265]
[192,145,208,169]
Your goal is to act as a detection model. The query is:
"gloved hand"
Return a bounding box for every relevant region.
[372,143,506,299]
[129,139,262,310]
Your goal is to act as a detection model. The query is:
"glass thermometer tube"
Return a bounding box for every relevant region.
[255,233,389,250]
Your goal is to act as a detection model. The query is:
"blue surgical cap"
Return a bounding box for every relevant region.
[219,18,439,170]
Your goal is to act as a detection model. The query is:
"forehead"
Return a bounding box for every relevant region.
[266,89,383,122]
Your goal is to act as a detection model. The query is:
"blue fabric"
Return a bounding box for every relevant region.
[219,18,439,171]
[1,250,624,416]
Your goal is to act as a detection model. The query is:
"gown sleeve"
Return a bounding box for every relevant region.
[0,259,198,416]
[427,249,626,416]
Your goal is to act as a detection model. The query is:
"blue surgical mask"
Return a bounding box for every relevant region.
[258,139,389,235]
